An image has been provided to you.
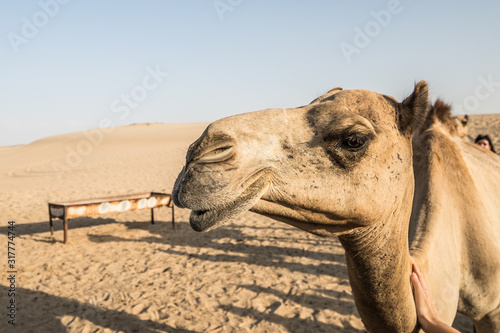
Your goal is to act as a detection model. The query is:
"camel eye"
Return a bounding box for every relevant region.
[340,135,367,150]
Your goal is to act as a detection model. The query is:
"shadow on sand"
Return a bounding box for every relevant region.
[87,220,348,279]
[0,284,198,333]
[83,220,365,332]
[0,217,119,242]
[84,219,474,332]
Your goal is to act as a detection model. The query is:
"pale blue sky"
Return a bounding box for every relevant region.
[1,0,499,146]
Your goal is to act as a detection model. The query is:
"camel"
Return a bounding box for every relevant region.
[172,82,500,332]
[452,114,469,139]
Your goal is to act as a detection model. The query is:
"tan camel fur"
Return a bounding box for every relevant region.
[452,114,469,139]
[173,82,500,332]
[410,99,500,332]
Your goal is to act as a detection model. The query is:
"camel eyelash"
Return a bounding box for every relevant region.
[339,134,368,150]
[323,131,373,149]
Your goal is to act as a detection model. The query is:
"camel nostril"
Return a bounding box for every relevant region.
[195,145,234,164]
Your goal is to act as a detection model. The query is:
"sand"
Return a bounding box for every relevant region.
[1,113,498,332]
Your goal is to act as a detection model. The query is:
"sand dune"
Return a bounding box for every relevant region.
[1,114,498,332]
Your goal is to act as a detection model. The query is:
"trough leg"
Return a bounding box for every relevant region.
[63,217,68,244]
[63,207,68,244]
[171,204,175,229]
[49,205,53,236]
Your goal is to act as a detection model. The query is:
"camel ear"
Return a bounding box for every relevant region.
[397,81,429,136]
[309,87,343,105]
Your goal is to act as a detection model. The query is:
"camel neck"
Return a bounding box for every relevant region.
[339,192,417,332]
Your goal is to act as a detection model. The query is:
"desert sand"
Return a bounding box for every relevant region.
[1,113,498,332]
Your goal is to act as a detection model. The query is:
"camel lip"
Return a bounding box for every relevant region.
[189,170,272,232]
[189,209,222,232]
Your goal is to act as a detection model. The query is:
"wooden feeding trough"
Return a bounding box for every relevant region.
[48,192,175,244]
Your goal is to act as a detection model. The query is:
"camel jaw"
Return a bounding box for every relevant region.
[188,173,271,232]
[251,199,358,237]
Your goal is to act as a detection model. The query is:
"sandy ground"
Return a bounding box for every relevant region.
[1,113,498,332]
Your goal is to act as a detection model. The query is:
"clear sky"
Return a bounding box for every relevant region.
[1,0,499,146]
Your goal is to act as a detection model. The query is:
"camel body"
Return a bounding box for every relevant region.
[173,83,500,332]
[410,106,500,331]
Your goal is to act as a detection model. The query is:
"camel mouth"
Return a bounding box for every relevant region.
[189,171,272,232]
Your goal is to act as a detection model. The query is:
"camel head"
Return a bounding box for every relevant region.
[453,114,469,139]
[173,82,428,236]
